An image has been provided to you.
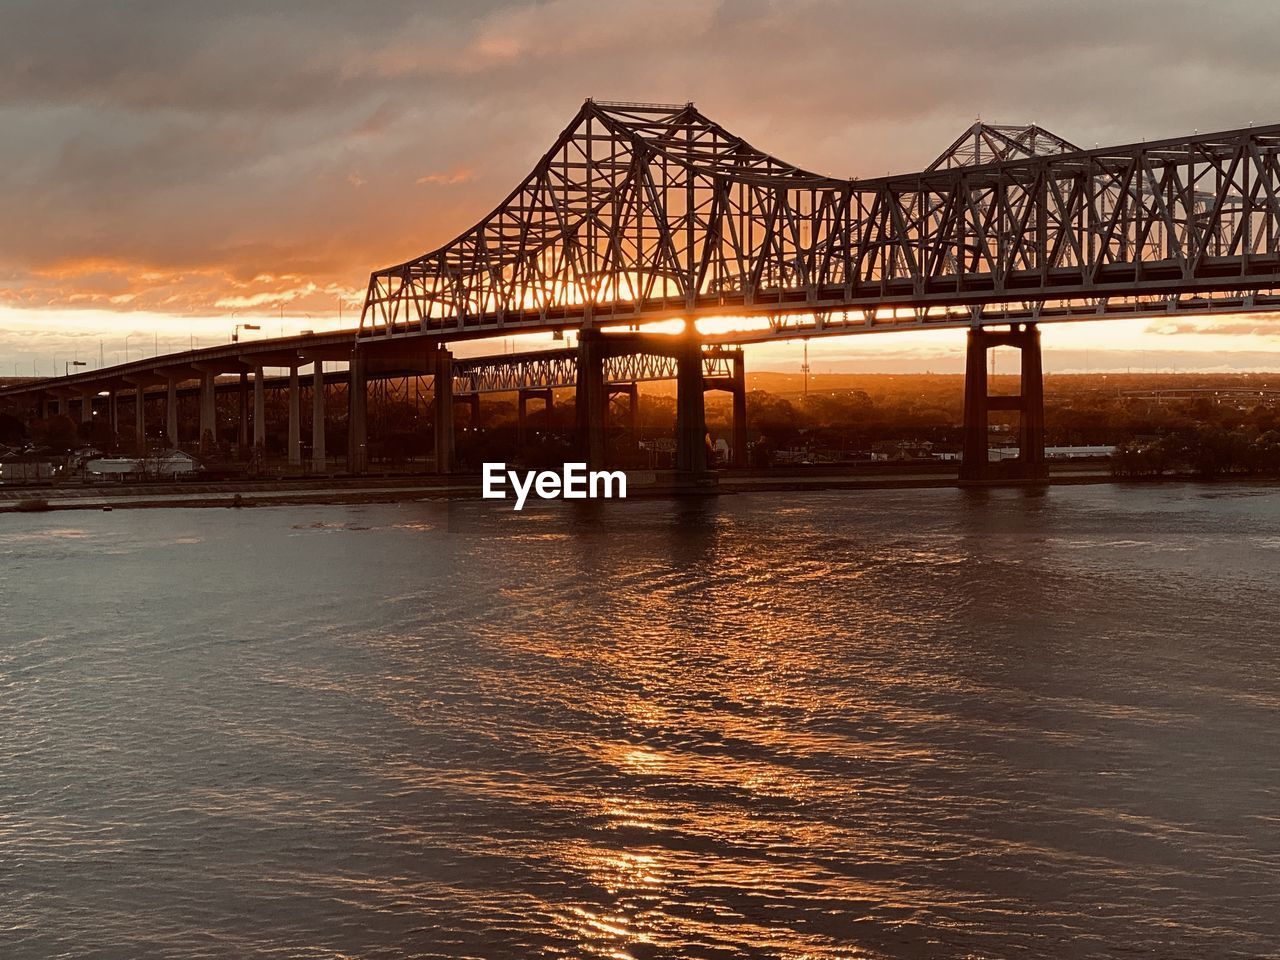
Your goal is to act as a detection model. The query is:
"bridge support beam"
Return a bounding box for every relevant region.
[311,362,326,473]
[109,390,119,436]
[288,365,301,467]
[432,348,454,474]
[347,352,367,474]
[80,391,95,425]
[575,331,607,469]
[961,323,1046,483]
[675,334,708,476]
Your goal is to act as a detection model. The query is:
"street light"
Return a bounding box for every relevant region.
[232,323,261,343]
[124,333,133,362]
[65,360,86,376]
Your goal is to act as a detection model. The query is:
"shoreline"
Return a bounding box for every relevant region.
[2,468,1277,513]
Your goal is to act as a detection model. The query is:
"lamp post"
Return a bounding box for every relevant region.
[124,334,133,362]
[65,360,86,376]
[232,323,261,343]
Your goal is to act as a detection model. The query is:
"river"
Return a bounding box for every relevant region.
[3,483,1279,958]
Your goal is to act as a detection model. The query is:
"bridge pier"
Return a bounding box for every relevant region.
[237,371,250,449]
[198,368,217,454]
[432,347,454,474]
[166,376,179,447]
[575,331,607,469]
[126,379,148,455]
[252,364,266,452]
[731,353,748,467]
[675,333,708,476]
[109,390,119,436]
[347,352,367,473]
[961,323,1046,483]
[312,361,326,472]
[287,365,302,466]
[79,391,95,426]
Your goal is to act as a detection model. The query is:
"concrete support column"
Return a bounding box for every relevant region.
[347,352,367,474]
[252,365,266,450]
[960,328,989,481]
[109,391,120,435]
[311,361,326,473]
[166,378,179,447]
[80,392,95,425]
[960,323,1046,483]
[237,371,249,449]
[432,347,454,474]
[675,334,708,475]
[288,365,301,467]
[199,369,217,454]
[731,352,748,468]
[1018,324,1046,480]
[574,331,607,469]
[133,384,147,455]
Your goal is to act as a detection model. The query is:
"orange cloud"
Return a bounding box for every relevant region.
[415,168,475,186]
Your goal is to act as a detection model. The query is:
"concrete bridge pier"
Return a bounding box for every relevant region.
[731,353,748,467]
[347,352,367,473]
[125,379,148,455]
[251,364,266,452]
[311,361,326,473]
[675,334,708,476]
[237,372,250,449]
[108,390,119,435]
[960,323,1046,483]
[575,330,607,469]
[432,347,454,474]
[197,367,218,454]
[287,365,302,467]
[79,391,95,426]
[166,376,179,447]
[517,387,553,446]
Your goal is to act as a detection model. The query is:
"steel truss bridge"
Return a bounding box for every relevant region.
[5,102,1280,480]
[360,100,1280,345]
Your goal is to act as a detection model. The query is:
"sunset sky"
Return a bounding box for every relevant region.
[4,0,1280,376]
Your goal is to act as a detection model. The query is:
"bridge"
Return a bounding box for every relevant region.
[5,101,1280,481]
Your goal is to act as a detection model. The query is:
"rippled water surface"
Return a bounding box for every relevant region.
[3,483,1280,959]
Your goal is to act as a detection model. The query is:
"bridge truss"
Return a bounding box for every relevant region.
[361,100,1280,344]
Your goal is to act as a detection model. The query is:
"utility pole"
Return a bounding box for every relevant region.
[802,341,810,399]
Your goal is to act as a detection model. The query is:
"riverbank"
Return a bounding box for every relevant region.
[4,463,1273,513]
